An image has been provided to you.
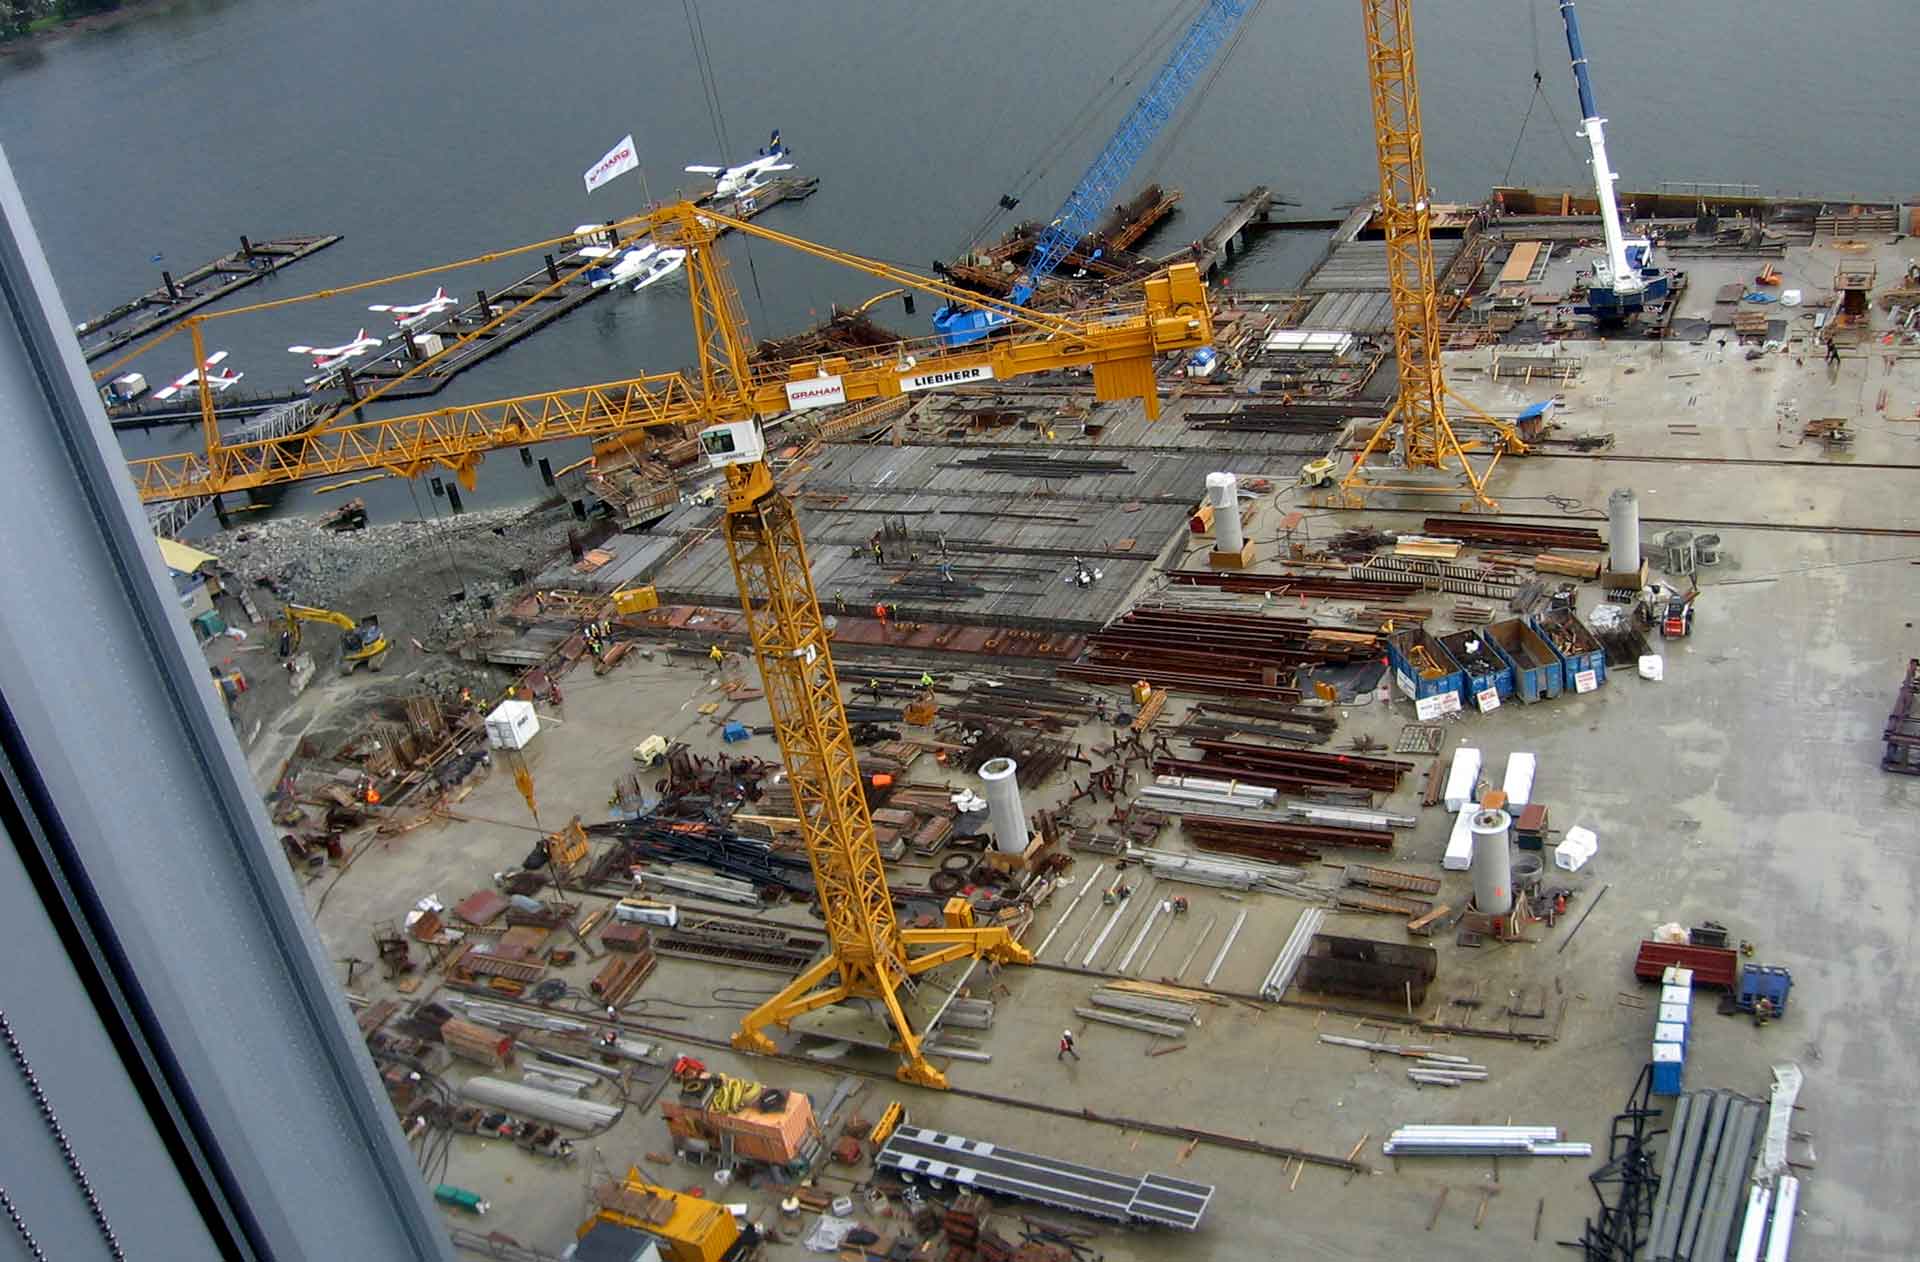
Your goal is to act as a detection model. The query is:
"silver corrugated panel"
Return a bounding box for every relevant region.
[877,1125,1213,1230]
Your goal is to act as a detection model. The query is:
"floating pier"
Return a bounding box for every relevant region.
[77,234,342,362]
[1182,185,1276,276]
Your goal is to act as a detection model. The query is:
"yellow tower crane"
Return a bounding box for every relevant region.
[1339,0,1525,511]
[132,203,1213,1085]
[130,204,1209,504]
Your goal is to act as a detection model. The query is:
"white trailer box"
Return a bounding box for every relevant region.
[485,698,540,750]
[1501,752,1537,808]
[1442,806,1476,871]
[1443,747,1483,812]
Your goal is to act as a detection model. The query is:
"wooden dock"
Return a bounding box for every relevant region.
[1181,186,1276,277]
[78,234,343,362]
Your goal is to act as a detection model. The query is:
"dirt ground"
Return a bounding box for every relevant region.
[197,501,581,785]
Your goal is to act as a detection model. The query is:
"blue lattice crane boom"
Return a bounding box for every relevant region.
[933,0,1255,346]
[1557,0,1666,317]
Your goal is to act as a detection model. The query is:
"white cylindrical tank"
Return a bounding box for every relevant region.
[1206,472,1243,554]
[1470,808,1514,916]
[1609,488,1640,575]
[979,757,1029,854]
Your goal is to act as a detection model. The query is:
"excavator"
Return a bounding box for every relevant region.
[277,604,390,673]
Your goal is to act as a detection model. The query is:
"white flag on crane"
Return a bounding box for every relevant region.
[583,135,640,194]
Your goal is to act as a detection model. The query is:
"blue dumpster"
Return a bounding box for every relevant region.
[1386,629,1467,716]
[1439,629,1515,705]
[1531,608,1608,691]
[1484,618,1565,702]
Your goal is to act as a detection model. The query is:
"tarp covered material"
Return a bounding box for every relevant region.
[803,1215,856,1253]
[157,537,216,574]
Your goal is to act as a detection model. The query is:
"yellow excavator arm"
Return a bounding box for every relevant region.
[279,604,389,670]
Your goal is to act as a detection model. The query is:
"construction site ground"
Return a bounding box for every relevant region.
[288,267,1920,1260]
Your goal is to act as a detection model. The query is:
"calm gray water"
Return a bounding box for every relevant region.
[2,0,1914,520]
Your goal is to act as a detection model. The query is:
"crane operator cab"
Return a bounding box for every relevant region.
[700,421,777,509]
[700,420,766,468]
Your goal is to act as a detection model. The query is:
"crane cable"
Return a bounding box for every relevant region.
[957,0,1194,250]
[1141,0,1269,189]
[954,0,1203,255]
[1506,0,1586,186]
[681,0,771,327]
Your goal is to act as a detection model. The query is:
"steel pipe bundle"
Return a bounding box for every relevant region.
[1157,774,1278,803]
[459,1077,623,1130]
[1383,1125,1590,1158]
[1408,1069,1488,1087]
[1089,987,1198,1025]
[1285,803,1415,831]
[1126,847,1300,892]
[1072,1006,1186,1038]
[1260,908,1324,1000]
[641,866,763,906]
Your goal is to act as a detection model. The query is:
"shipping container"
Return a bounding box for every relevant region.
[1385,629,1467,719]
[1530,609,1608,691]
[1483,618,1565,702]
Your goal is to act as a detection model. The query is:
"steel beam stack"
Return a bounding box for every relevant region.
[1184,814,1394,862]
[1060,607,1383,701]
[1420,516,1607,551]
[1646,1090,1767,1262]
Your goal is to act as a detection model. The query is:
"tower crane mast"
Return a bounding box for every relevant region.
[1339,0,1523,511]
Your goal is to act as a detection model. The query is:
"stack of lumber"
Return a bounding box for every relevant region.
[440,1017,515,1069]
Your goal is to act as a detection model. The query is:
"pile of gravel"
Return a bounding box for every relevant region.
[202,505,573,613]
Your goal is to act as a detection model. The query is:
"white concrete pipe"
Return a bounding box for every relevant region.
[1206,471,1243,554]
[1609,488,1640,575]
[1470,807,1514,916]
[979,757,1029,854]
